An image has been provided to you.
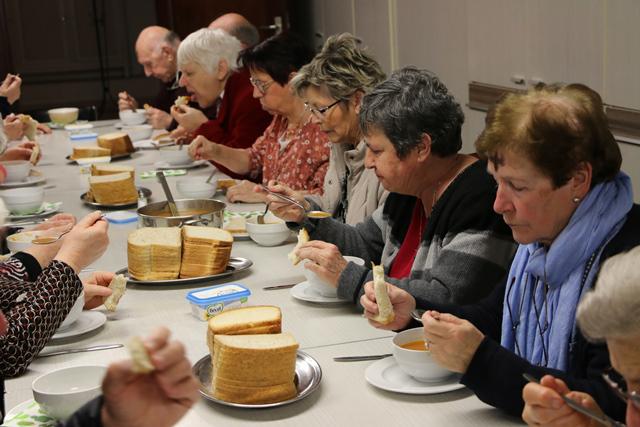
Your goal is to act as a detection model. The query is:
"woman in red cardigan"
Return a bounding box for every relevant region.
[170,28,271,178]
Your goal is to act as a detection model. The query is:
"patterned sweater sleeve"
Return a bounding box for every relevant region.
[0,260,83,377]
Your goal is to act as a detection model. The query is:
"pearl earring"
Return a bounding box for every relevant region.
[573,197,581,203]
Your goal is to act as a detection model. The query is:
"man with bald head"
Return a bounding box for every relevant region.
[208,13,259,48]
[118,26,186,129]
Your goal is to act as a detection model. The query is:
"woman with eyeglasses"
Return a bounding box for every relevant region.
[169,28,271,179]
[260,33,388,225]
[187,32,331,203]
[522,245,640,426]
[361,83,639,423]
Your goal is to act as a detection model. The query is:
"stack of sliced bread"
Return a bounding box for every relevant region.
[180,226,233,278]
[72,146,111,159]
[212,333,298,404]
[97,132,135,155]
[90,164,135,178]
[206,305,282,354]
[128,227,182,280]
[88,172,137,205]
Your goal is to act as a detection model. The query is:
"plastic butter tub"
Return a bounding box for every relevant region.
[186,283,251,320]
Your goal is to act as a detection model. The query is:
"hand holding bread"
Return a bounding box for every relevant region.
[101,327,199,427]
[82,271,115,309]
[170,104,208,132]
[370,264,395,325]
[361,279,415,331]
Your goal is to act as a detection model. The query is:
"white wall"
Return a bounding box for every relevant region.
[311,0,640,201]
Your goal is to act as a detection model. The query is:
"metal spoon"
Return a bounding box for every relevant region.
[205,169,216,184]
[31,227,73,245]
[156,171,179,216]
[260,185,331,219]
[411,309,426,323]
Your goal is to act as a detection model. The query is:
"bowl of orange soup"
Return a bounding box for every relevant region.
[392,327,453,382]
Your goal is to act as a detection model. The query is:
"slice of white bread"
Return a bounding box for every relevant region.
[174,95,190,107]
[19,114,38,140]
[370,264,395,325]
[88,172,137,205]
[287,228,309,266]
[207,305,281,353]
[29,142,40,165]
[212,332,298,404]
[104,274,127,312]
[127,227,182,280]
[180,226,233,278]
[127,336,155,374]
[72,146,111,159]
[91,164,135,179]
[97,131,134,155]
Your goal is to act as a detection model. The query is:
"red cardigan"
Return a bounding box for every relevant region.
[195,68,271,179]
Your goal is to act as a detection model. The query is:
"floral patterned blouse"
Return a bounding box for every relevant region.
[0,256,82,378]
[247,115,331,194]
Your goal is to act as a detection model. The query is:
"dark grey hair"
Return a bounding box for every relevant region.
[359,66,464,158]
[229,22,260,47]
[164,31,181,48]
[577,245,640,341]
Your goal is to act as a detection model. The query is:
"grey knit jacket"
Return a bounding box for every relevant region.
[303,161,517,305]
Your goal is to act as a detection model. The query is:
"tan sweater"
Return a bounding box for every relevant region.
[306,140,387,225]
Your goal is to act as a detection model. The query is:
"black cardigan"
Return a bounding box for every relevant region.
[413,204,640,421]
[0,97,11,117]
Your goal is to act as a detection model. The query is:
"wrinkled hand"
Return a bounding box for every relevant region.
[82,271,114,309]
[0,146,33,161]
[0,74,22,104]
[422,311,484,373]
[118,91,138,111]
[36,123,52,134]
[101,327,199,427]
[33,213,76,231]
[522,375,601,427]
[259,180,309,223]
[3,114,24,140]
[294,241,347,287]
[16,141,41,163]
[146,107,172,130]
[54,211,109,273]
[22,222,74,268]
[226,180,265,203]
[187,135,216,161]
[361,281,415,330]
[170,105,207,132]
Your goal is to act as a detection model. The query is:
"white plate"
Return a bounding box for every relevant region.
[4,399,56,426]
[290,281,350,304]
[6,202,62,220]
[154,159,207,170]
[132,139,155,149]
[365,357,464,395]
[49,311,106,340]
[0,174,46,188]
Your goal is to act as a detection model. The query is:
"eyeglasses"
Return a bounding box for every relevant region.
[249,77,275,94]
[602,368,640,410]
[304,99,341,118]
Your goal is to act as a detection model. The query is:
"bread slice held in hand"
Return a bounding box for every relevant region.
[371,264,395,325]
[287,228,309,266]
[103,274,127,312]
[127,336,155,374]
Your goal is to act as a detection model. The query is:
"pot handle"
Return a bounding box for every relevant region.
[183,217,211,227]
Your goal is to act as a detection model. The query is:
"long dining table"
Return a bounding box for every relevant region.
[3,122,522,426]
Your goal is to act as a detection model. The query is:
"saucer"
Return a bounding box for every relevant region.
[365,357,464,395]
[50,311,106,341]
[6,202,62,220]
[290,281,350,304]
[0,171,46,189]
[132,139,155,149]
[154,160,207,170]
[3,399,56,426]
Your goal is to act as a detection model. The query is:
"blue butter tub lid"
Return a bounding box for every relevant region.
[186,283,251,305]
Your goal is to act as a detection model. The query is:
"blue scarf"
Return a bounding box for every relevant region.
[501,172,633,370]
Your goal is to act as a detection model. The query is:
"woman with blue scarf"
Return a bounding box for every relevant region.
[361,83,640,422]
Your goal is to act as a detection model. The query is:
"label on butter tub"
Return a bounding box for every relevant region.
[186,283,251,321]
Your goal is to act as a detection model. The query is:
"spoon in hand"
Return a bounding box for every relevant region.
[32,227,73,245]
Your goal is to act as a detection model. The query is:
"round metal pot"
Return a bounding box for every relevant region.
[137,199,225,228]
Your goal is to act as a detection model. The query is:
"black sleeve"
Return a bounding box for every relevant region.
[11,252,43,281]
[63,395,104,426]
[0,97,11,117]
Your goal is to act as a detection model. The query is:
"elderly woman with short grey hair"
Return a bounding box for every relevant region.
[263,33,387,225]
[174,28,271,178]
[522,245,640,427]
[277,66,515,306]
